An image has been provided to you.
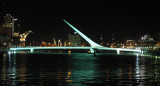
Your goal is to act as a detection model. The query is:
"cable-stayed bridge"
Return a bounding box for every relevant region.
[9,19,141,54]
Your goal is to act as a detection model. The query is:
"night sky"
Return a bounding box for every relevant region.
[1,0,160,43]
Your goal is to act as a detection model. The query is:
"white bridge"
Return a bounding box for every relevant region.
[9,19,141,54]
[10,47,141,54]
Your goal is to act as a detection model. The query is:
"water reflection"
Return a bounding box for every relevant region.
[135,54,146,85]
[1,53,17,85]
[0,53,160,85]
[1,53,7,85]
[140,54,160,85]
[135,54,140,78]
[69,55,97,85]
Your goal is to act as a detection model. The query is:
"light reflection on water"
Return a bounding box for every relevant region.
[0,52,160,86]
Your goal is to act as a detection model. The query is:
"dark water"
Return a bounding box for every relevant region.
[0,52,160,86]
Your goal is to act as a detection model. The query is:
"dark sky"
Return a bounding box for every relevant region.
[1,0,160,43]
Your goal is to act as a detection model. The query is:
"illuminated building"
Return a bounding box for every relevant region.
[1,14,15,37]
[68,33,82,47]
[58,39,62,47]
[0,14,19,37]
[64,41,67,47]
[0,2,20,47]
[53,38,57,46]
[138,34,156,48]
[0,14,17,47]
[53,38,56,45]
[126,40,137,48]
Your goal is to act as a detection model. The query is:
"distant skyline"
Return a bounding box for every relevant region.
[1,0,160,43]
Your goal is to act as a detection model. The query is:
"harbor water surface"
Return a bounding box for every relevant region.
[0,52,160,86]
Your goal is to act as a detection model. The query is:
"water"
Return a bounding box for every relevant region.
[0,52,160,86]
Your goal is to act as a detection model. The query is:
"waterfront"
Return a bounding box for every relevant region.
[0,52,160,86]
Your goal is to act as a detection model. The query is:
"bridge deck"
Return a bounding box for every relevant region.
[10,47,92,51]
[10,47,141,53]
[97,48,141,52]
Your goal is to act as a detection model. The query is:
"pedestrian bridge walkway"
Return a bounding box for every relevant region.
[9,47,141,54]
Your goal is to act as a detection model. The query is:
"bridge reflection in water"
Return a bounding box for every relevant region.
[1,53,160,86]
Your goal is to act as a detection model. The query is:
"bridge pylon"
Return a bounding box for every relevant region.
[63,19,103,48]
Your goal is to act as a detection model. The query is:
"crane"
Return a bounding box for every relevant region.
[20,30,33,47]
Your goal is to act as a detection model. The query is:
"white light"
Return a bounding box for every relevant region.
[136,54,139,57]
[14,19,18,21]
[8,51,11,54]
[74,32,77,34]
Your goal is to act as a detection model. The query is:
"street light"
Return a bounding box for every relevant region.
[68,42,71,46]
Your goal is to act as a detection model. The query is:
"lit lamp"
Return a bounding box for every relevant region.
[68,42,71,46]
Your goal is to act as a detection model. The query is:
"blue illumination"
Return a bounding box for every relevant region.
[10,47,141,54]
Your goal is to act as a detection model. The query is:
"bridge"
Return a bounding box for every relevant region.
[9,19,141,54]
[9,47,141,54]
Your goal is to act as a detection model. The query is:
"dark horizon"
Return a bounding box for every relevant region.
[0,0,160,43]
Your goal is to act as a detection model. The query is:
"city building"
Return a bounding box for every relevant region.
[68,33,82,47]
[64,41,67,47]
[53,38,57,46]
[58,39,62,47]
[0,14,19,37]
[126,40,137,48]
[0,14,20,47]
[1,14,14,37]
[138,34,156,48]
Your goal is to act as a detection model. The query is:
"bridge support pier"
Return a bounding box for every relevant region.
[30,48,34,53]
[117,49,120,54]
[90,49,94,54]
[90,48,96,55]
